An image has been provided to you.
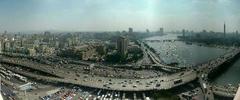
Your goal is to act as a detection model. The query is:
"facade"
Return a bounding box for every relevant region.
[160,28,164,34]
[69,44,104,60]
[27,48,36,56]
[129,27,133,33]
[146,29,150,33]
[182,29,186,37]
[77,45,96,60]
[117,36,128,57]
[3,41,11,52]
[224,22,226,36]
[0,40,2,53]
[234,85,240,100]
[44,47,55,56]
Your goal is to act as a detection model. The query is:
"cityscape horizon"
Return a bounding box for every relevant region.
[0,0,240,100]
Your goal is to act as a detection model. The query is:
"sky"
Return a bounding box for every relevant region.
[0,0,240,32]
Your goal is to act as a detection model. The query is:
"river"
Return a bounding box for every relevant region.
[145,33,240,86]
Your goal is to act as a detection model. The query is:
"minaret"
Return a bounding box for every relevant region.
[224,22,226,37]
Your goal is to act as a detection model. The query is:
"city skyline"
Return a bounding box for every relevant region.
[1,1,240,99]
[0,0,240,32]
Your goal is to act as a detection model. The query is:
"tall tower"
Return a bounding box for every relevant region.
[146,29,150,33]
[224,22,226,37]
[0,41,2,53]
[159,28,164,34]
[128,27,133,33]
[4,30,7,34]
[182,29,185,37]
[117,36,128,57]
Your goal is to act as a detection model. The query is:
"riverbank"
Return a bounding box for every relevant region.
[146,33,240,86]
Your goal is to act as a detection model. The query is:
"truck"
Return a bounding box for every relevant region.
[202,83,207,93]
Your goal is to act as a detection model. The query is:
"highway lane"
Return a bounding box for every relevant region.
[1,48,239,94]
[4,63,197,91]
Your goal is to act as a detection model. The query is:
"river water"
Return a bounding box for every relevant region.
[145,33,240,86]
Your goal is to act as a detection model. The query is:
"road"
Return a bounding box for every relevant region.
[196,48,240,99]
[8,65,197,91]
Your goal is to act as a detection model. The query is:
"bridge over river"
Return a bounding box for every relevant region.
[195,48,240,99]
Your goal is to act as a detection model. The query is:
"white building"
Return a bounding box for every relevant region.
[234,85,240,100]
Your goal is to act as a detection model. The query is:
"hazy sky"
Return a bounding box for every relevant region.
[0,0,240,32]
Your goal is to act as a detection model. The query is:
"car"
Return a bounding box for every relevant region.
[133,85,137,88]
[156,84,161,87]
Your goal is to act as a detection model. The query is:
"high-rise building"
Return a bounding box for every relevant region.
[3,41,11,52]
[117,36,128,57]
[182,29,185,37]
[0,41,2,53]
[128,27,133,33]
[146,29,150,33]
[202,30,207,33]
[4,30,7,34]
[159,28,164,34]
[44,31,51,36]
[224,22,226,36]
